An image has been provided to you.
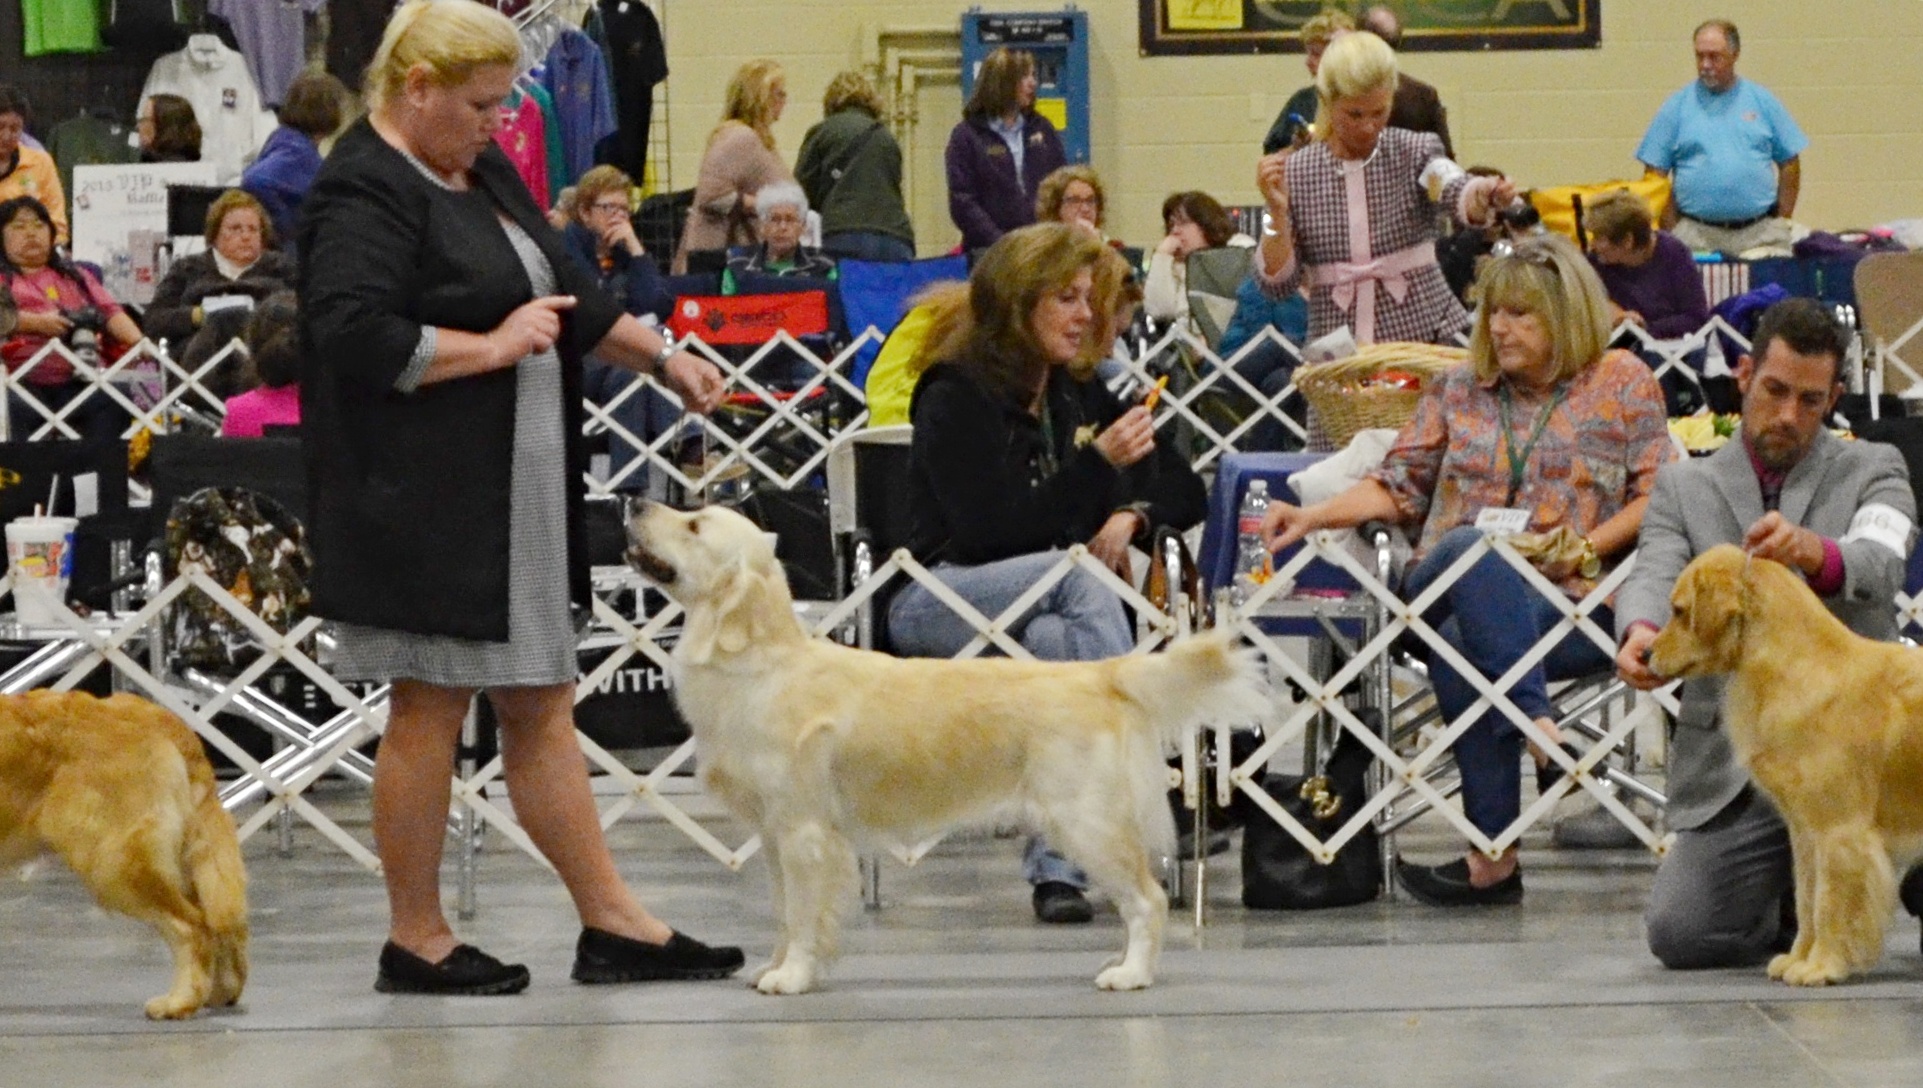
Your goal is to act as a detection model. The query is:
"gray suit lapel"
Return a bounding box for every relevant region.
[1706,440,1766,532]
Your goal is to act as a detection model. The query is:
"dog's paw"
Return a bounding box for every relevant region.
[1779,956,1848,987]
[753,963,817,995]
[1766,952,1798,980]
[144,993,202,1020]
[1094,963,1153,991]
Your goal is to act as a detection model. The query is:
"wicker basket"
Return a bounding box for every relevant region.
[1293,343,1467,449]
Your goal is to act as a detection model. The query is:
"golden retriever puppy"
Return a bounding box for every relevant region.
[1649,544,1923,985]
[628,502,1268,994]
[0,690,249,1018]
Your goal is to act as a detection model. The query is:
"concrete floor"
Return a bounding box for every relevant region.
[5,784,1923,1088]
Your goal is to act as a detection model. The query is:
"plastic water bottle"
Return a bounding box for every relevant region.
[1231,480,1273,608]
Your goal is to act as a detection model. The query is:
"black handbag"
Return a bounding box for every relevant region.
[1241,726,1382,910]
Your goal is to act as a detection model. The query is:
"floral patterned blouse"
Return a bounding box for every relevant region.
[1367,349,1676,598]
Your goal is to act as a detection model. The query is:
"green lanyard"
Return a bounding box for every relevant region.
[1497,381,1567,507]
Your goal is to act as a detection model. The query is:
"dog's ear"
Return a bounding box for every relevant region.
[681,555,785,664]
[1686,562,1748,643]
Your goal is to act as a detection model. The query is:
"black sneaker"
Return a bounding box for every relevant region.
[375,942,530,996]
[571,927,746,983]
[1394,856,1524,907]
[1031,881,1094,924]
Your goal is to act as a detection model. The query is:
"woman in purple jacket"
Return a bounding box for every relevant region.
[1584,188,1712,413]
[1583,188,1711,340]
[944,48,1067,255]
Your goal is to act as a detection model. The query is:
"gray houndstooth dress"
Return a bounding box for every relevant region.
[331,171,579,688]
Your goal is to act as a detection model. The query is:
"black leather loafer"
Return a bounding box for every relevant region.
[1395,856,1524,907]
[375,942,530,996]
[571,927,746,983]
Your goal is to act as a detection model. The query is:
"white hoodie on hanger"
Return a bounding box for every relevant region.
[141,33,276,185]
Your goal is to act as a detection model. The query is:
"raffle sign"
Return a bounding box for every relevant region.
[70,162,219,306]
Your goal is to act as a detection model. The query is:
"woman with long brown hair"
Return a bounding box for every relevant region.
[890,222,1205,923]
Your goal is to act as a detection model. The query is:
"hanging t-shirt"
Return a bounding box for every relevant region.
[142,34,277,185]
[596,0,668,178]
[102,0,187,52]
[324,0,398,92]
[494,91,551,211]
[539,28,618,188]
[208,0,326,108]
[23,0,104,56]
[526,81,567,203]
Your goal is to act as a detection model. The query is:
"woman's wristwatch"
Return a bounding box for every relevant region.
[652,339,678,372]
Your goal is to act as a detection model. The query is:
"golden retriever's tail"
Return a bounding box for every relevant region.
[1112,628,1270,747]
[1111,630,1269,859]
[181,755,250,1003]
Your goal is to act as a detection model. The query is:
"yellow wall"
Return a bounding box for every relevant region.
[663,1,1923,254]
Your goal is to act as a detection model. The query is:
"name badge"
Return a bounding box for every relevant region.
[1475,507,1531,535]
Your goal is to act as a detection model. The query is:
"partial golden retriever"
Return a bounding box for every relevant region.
[0,690,249,1018]
[1649,544,1923,985]
[628,502,1267,994]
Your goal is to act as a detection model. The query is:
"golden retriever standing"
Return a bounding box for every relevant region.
[0,690,249,1018]
[628,503,1268,994]
[1649,544,1923,985]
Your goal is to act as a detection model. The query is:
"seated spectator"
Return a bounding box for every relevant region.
[0,85,68,244]
[564,166,672,319]
[724,182,836,291]
[1585,188,1713,414]
[889,222,1206,924]
[862,281,968,429]
[1036,164,1113,244]
[137,94,201,163]
[1584,188,1711,340]
[1089,247,1143,385]
[1261,234,1675,906]
[1143,191,1253,333]
[0,196,142,443]
[146,190,296,350]
[1215,273,1310,451]
[221,291,301,437]
[562,166,684,493]
[241,71,348,250]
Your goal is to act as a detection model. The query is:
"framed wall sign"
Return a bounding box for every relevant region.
[1141,1,1601,56]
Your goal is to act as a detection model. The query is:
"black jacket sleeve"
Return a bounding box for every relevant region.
[1067,376,1209,536]
[298,151,433,395]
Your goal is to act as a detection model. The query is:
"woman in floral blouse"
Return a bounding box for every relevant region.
[1261,233,1675,907]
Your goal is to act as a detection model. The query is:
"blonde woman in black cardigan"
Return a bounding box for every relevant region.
[299,0,729,997]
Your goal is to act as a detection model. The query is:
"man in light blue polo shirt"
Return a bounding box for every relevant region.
[1637,18,1806,257]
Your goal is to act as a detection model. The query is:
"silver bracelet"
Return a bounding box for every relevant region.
[652,339,678,371]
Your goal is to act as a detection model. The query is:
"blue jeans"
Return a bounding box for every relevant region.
[1402,526,1614,838]
[888,550,1133,887]
[822,231,914,263]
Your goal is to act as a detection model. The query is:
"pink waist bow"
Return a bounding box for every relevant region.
[1310,243,1438,344]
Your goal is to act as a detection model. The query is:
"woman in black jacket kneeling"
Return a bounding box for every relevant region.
[889,222,1206,923]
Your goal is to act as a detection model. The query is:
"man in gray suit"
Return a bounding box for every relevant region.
[1617,298,1923,967]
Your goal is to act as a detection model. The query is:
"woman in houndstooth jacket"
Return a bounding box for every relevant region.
[1254,32,1515,347]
